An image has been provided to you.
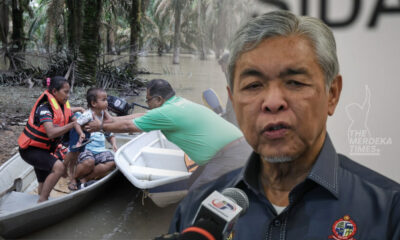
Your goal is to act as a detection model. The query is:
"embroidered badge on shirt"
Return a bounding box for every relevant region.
[227,231,234,240]
[329,215,357,240]
[40,110,51,115]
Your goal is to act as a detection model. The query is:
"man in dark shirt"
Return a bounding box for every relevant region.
[169,11,400,239]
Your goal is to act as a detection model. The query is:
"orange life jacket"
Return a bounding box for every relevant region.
[18,90,72,151]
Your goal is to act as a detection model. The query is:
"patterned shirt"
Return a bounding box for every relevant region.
[35,102,53,125]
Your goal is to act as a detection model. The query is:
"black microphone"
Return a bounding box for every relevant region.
[154,219,220,240]
[154,188,249,240]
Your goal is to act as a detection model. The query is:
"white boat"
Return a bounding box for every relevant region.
[0,134,135,238]
[115,130,193,207]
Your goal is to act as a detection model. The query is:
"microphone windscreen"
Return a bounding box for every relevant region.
[180,219,221,240]
[221,188,249,216]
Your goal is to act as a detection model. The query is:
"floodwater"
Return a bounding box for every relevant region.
[14,54,229,240]
[128,54,228,111]
[23,173,178,240]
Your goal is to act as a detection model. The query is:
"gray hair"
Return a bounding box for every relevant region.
[227,11,339,90]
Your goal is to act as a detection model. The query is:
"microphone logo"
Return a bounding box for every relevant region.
[211,199,236,211]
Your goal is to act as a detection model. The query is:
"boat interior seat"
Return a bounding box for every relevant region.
[0,191,39,216]
[141,146,184,156]
[129,165,190,180]
[137,146,187,171]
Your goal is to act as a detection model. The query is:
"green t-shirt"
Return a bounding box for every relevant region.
[134,96,243,165]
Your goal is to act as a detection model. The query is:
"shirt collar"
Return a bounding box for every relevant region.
[232,152,262,194]
[234,133,339,198]
[307,134,339,198]
[165,95,178,104]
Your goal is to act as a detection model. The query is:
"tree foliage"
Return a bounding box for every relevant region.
[1,0,253,86]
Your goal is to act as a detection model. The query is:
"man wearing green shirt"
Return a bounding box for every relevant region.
[86,79,252,190]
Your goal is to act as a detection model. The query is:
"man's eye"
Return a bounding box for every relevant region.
[243,82,262,90]
[287,80,305,87]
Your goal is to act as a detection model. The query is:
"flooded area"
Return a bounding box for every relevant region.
[24,173,179,240]
[1,55,229,240]
[129,54,228,112]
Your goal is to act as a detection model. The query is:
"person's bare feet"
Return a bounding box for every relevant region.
[68,179,79,191]
[37,197,47,203]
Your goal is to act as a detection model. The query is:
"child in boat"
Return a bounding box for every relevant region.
[68,87,117,190]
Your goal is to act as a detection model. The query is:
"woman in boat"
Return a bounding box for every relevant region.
[18,76,83,203]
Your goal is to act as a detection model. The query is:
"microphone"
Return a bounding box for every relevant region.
[154,219,219,240]
[184,187,249,240]
[154,188,249,240]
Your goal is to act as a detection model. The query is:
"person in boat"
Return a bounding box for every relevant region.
[85,78,252,190]
[67,87,117,190]
[168,11,400,239]
[18,76,84,203]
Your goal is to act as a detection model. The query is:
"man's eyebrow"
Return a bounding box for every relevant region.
[238,68,265,79]
[279,67,309,78]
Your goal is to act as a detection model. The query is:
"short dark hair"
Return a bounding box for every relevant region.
[43,76,69,93]
[147,79,175,100]
[86,87,106,108]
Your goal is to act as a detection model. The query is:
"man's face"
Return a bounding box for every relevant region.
[146,89,164,109]
[229,35,341,163]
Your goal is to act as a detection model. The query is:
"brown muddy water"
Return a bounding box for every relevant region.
[2,54,229,240]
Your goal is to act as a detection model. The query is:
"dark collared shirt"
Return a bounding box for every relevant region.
[169,135,400,240]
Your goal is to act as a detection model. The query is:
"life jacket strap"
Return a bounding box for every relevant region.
[23,128,52,145]
[26,122,49,138]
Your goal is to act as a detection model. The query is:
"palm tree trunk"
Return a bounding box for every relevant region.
[214,0,228,59]
[75,0,102,85]
[172,0,181,65]
[55,0,65,53]
[106,26,116,54]
[0,2,9,46]
[138,0,149,51]
[45,0,65,53]
[106,12,116,54]
[66,0,83,60]
[129,0,140,67]
[198,0,206,60]
[11,0,25,70]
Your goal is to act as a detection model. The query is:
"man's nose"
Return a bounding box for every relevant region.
[261,85,288,113]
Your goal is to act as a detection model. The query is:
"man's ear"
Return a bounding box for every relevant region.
[159,96,166,106]
[327,75,342,116]
[227,86,233,102]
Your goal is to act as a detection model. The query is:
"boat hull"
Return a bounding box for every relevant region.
[0,170,117,238]
[115,131,192,207]
[0,134,133,238]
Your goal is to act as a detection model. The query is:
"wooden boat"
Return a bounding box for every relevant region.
[115,130,193,207]
[0,134,135,239]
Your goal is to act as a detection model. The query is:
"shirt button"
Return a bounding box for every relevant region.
[273,219,281,227]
